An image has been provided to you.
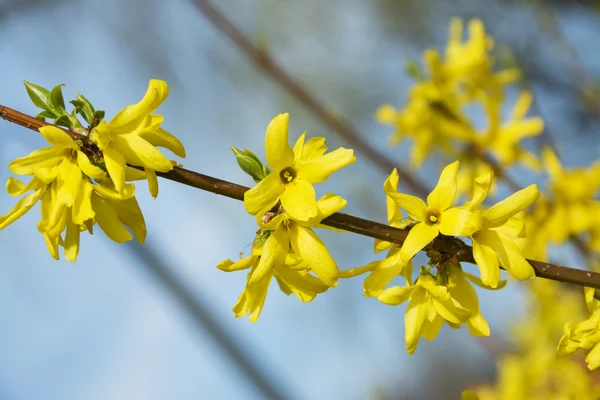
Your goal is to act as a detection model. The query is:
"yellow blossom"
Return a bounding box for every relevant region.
[244,113,355,221]
[463,172,539,287]
[89,79,186,197]
[386,161,480,262]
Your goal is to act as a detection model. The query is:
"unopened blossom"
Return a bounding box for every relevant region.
[244,113,355,221]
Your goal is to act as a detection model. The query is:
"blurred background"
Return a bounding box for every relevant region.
[0,0,599,399]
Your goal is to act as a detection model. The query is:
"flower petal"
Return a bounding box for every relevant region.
[217,255,259,272]
[290,225,338,287]
[464,172,492,210]
[109,79,168,133]
[364,250,406,297]
[108,196,147,243]
[64,213,80,262]
[483,184,539,228]
[292,132,306,161]
[400,222,439,261]
[77,151,106,180]
[377,285,415,305]
[386,193,427,222]
[439,207,481,236]
[243,172,284,215]
[301,137,327,160]
[385,169,403,224]
[146,168,159,199]
[296,148,356,184]
[0,188,44,229]
[56,158,82,207]
[427,160,459,211]
[265,113,295,171]
[249,227,288,285]
[542,147,562,179]
[472,235,501,288]
[112,133,173,172]
[72,180,95,225]
[404,289,428,355]
[39,126,78,149]
[103,146,127,193]
[91,193,132,243]
[280,179,318,221]
[138,127,186,158]
[9,147,66,175]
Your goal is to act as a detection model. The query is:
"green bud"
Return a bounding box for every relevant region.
[404,59,424,81]
[231,146,269,183]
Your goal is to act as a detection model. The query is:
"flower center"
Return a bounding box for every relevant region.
[279,167,297,184]
[426,211,440,225]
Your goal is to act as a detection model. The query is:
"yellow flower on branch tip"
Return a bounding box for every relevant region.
[217,243,329,322]
[463,172,539,288]
[89,79,186,197]
[557,288,600,370]
[243,113,355,221]
[0,126,146,261]
[386,161,480,262]
[378,273,472,355]
[252,194,347,288]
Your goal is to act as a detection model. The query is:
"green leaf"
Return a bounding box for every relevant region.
[35,111,56,121]
[231,146,268,183]
[404,59,424,81]
[54,115,72,128]
[24,81,55,113]
[93,110,105,122]
[50,84,67,113]
[72,93,95,123]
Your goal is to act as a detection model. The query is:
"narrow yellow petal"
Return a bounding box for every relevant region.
[6,176,44,196]
[296,148,356,184]
[9,147,66,175]
[280,179,318,221]
[0,188,44,229]
[77,151,106,180]
[377,285,415,305]
[300,137,327,160]
[541,146,563,178]
[39,126,78,149]
[138,127,186,158]
[482,184,539,228]
[217,255,258,272]
[292,132,306,161]
[109,79,169,133]
[91,193,133,243]
[472,235,501,288]
[290,225,338,287]
[249,227,288,285]
[375,104,397,124]
[243,172,284,215]
[103,146,127,193]
[463,173,492,210]
[439,207,481,237]
[511,91,533,119]
[586,342,600,370]
[277,268,329,298]
[432,297,471,324]
[108,196,147,243]
[427,160,459,212]
[64,214,80,262]
[385,169,403,224]
[364,250,405,297]
[56,158,82,207]
[112,133,173,172]
[72,180,95,225]
[491,235,535,281]
[93,182,135,201]
[146,168,159,199]
[404,289,428,355]
[421,314,444,341]
[265,113,295,171]
[387,192,428,222]
[400,222,439,261]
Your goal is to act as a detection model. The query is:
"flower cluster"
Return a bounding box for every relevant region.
[0,80,185,260]
[218,113,355,321]
[376,18,543,196]
[351,161,539,354]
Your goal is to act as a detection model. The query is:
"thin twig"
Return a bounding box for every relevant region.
[187,0,429,198]
[2,104,600,290]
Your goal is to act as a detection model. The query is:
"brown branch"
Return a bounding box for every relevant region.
[2,104,600,290]
[187,0,429,198]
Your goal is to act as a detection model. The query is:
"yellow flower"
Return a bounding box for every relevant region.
[0,126,146,261]
[254,194,347,287]
[463,172,539,287]
[217,239,329,323]
[558,287,600,370]
[362,169,413,296]
[484,91,543,170]
[243,113,355,221]
[378,272,472,355]
[386,161,480,262]
[89,79,186,197]
[541,147,600,246]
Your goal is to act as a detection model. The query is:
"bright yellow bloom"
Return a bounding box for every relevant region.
[541,147,600,248]
[217,235,330,323]
[558,287,600,370]
[378,271,475,355]
[89,79,186,197]
[386,161,480,262]
[362,169,413,296]
[254,194,347,287]
[463,172,539,287]
[445,18,520,101]
[0,126,145,261]
[244,113,355,221]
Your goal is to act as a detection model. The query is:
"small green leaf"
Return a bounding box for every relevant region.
[35,111,56,121]
[54,115,72,128]
[404,59,424,81]
[50,84,67,113]
[231,146,268,183]
[72,93,95,123]
[93,110,105,121]
[24,81,55,113]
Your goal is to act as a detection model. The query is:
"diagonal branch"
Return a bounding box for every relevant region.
[187,0,429,198]
[1,104,599,290]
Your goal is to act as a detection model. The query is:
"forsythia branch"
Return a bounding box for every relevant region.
[2,104,599,290]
